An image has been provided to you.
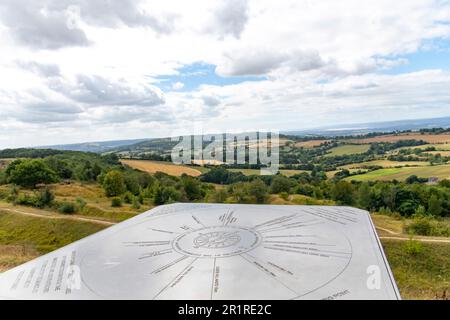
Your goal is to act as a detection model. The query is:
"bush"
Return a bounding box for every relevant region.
[406,216,433,236]
[35,187,54,208]
[405,216,450,237]
[404,239,423,256]
[59,202,76,214]
[103,170,126,197]
[111,197,122,207]
[269,176,292,194]
[212,189,228,203]
[279,192,289,201]
[132,197,141,209]
[75,197,87,211]
[249,179,269,204]
[153,186,182,205]
[123,191,134,204]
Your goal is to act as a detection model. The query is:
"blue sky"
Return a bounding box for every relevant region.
[155,62,266,92]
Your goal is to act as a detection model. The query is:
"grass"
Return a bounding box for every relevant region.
[0,210,106,254]
[345,163,450,181]
[0,182,147,222]
[326,144,371,157]
[381,239,450,300]
[50,183,147,222]
[121,159,203,177]
[0,245,39,272]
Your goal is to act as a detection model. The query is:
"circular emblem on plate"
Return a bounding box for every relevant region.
[173,226,261,258]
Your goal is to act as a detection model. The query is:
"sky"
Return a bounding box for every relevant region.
[0,0,450,148]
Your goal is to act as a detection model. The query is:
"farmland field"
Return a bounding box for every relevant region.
[350,133,450,144]
[326,144,370,156]
[294,140,330,148]
[339,160,430,169]
[121,160,203,177]
[345,164,450,181]
[424,151,450,157]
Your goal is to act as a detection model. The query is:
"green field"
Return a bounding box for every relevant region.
[326,144,371,157]
[345,164,450,181]
[0,211,106,254]
[393,144,450,153]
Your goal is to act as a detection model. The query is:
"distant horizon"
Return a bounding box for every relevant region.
[5,114,450,151]
[1,1,450,148]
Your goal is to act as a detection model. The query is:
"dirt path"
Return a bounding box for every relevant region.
[376,227,401,235]
[0,207,116,226]
[380,236,450,243]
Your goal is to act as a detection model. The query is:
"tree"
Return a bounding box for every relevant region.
[153,186,182,205]
[249,179,269,203]
[331,181,354,205]
[181,176,203,200]
[7,159,58,188]
[269,176,292,194]
[357,182,371,210]
[428,195,443,217]
[103,170,126,197]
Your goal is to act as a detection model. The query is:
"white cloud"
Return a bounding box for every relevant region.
[172,82,184,90]
[0,0,450,147]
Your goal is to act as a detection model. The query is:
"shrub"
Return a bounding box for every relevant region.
[15,193,37,206]
[212,189,228,203]
[103,170,126,197]
[132,197,141,209]
[75,197,87,211]
[404,239,423,256]
[405,216,450,237]
[249,179,269,204]
[406,216,433,236]
[35,187,55,208]
[270,176,293,194]
[59,202,76,214]
[123,191,134,204]
[279,192,289,201]
[111,197,122,207]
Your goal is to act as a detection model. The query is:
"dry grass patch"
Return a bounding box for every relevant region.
[350,133,450,144]
[0,245,39,272]
[295,140,330,148]
[122,160,202,177]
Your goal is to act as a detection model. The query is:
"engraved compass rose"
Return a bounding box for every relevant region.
[193,231,241,248]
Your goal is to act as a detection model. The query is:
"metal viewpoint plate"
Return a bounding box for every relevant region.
[0,204,400,300]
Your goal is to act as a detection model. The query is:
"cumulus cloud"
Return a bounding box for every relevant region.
[16,61,61,77]
[55,0,177,33]
[0,0,450,147]
[212,0,249,39]
[202,95,221,107]
[49,74,165,107]
[216,48,325,76]
[172,82,185,90]
[15,101,84,124]
[0,0,175,50]
[0,0,89,49]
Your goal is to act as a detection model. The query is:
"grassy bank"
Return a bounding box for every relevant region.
[382,239,450,300]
